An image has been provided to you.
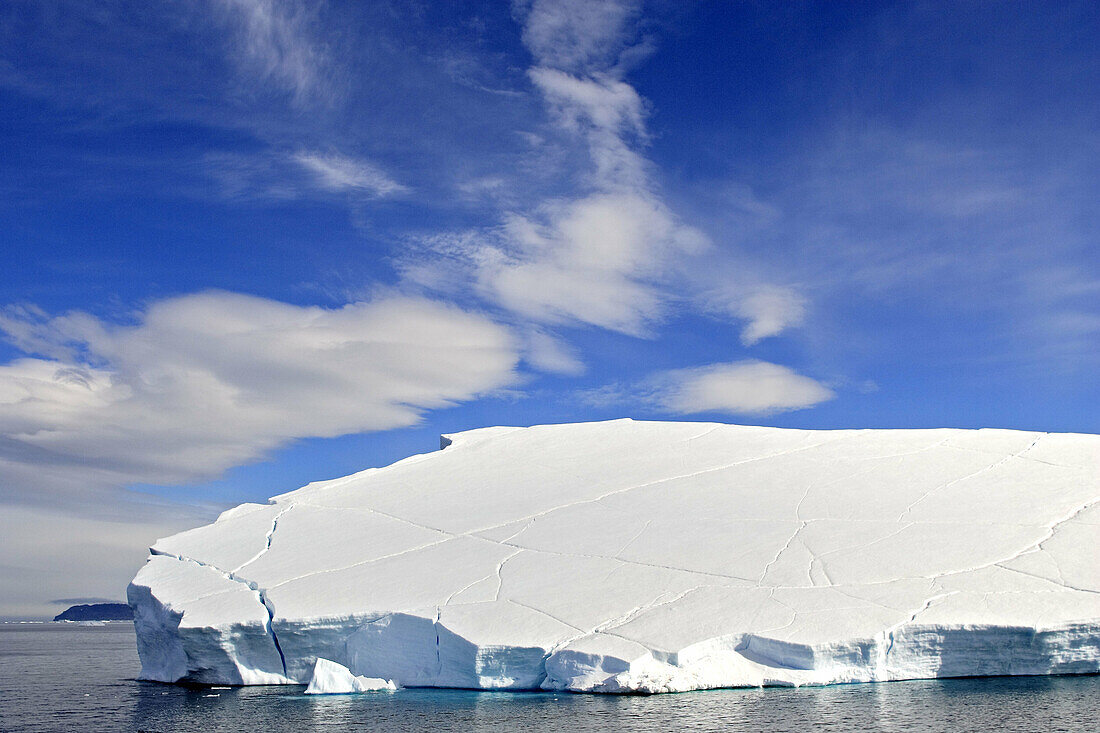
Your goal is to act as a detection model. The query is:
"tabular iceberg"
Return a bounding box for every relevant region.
[128,419,1100,693]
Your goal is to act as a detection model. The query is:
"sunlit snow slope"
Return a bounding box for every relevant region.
[128,420,1100,693]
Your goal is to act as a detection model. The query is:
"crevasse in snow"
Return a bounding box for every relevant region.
[128,419,1100,693]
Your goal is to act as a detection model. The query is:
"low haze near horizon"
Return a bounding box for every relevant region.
[1,0,1097,617]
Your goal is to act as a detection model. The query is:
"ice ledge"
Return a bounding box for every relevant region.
[440,424,528,450]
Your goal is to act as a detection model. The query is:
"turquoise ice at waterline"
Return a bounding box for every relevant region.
[1,625,1098,733]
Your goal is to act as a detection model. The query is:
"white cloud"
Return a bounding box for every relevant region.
[701,285,807,346]
[216,0,330,104]
[293,151,408,196]
[469,54,709,336]
[738,289,806,346]
[519,0,640,73]
[653,360,835,416]
[407,0,707,338]
[522,329,585,375]
[477,193,706,335]
[529,68,646,138]
[0,291,519,504]
[528,67,651,191]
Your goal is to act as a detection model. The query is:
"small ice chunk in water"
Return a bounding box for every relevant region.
[304,658,397,694]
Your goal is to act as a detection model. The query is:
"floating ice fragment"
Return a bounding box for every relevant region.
[304,658,397,694]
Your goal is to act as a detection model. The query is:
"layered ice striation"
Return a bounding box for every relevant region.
[128,420,1100,693]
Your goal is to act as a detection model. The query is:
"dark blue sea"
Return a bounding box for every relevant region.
[1,624,1097,732]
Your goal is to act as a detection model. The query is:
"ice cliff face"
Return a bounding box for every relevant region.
[128,419,1100,693]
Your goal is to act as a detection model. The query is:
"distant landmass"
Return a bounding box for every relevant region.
[53,603,133,622]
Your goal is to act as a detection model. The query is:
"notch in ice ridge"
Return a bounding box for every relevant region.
[146,548,289,681]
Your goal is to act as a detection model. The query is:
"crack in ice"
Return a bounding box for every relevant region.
[231,504,295,574]
[148,548,288,679]
[993,562,1100,595]
[613,519,653,559]
[897,433,1046,524]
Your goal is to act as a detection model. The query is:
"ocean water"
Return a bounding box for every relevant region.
[1,624,1097,732]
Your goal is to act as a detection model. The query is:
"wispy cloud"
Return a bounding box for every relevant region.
[49,597,124,606]
[215,0,334,105]
[528,67,646,141]
[518,0,641,73]
[405,0,709,339]
[701,285,807,346]
[690,125,1100,371]
[292,151,408,196]
[522,329,585,375]
[204,150,406,201]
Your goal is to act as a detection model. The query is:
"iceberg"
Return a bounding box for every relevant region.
[128,419,1100,693]
[304,658,396,694]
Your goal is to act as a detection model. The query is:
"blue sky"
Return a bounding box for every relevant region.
[1,0,1097,617]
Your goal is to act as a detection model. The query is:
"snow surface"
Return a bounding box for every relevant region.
[303,658,396,694]
[128,419,1100,693]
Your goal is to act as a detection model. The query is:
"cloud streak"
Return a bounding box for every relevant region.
[292,151,408,196]
[578,360,835,416]
[0,291,518,506]
[406,0,711,339]
[215,0,333,105]
[204,149,406,202]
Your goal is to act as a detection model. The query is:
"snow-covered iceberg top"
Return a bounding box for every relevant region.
[304,658,396,694]
[128,419,1100,693]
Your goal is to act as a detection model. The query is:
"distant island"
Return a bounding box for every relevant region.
[53,603,133,622]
